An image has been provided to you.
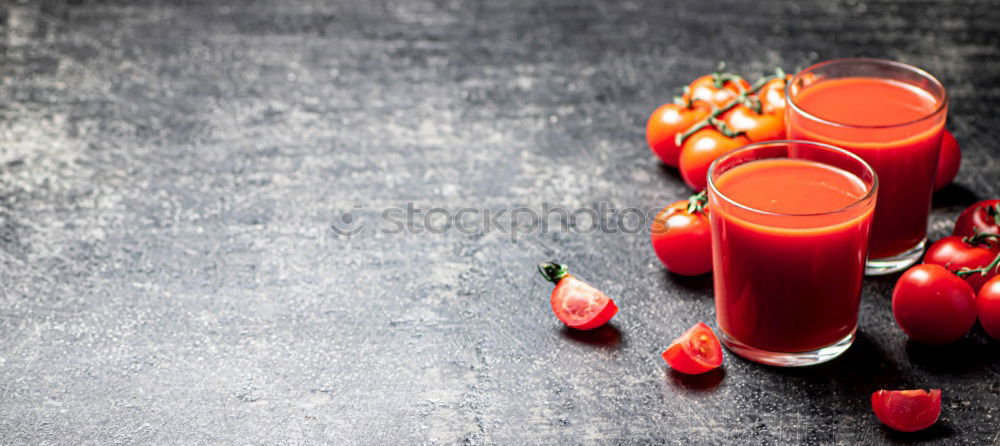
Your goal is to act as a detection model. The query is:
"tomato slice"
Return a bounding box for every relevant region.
[871,389,942,432]
[662,322,723,374]
[550,276,618,330]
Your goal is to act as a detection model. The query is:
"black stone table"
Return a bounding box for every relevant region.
[1,1,998,444]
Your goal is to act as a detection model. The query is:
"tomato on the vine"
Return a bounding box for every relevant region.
[678,127,750,191]
[924,234,1000,293]
[757,76,790,114]
[685,74,750,108]
[977,275,1000,341]
[721,104,785,142]
[871,389,942,432]
[538,262,618,330]
[934,130,961,191]
[891,264,977,345]
[650,192,712,276]
[646,101,711,167]
[953,199,1000,242]
[662,322,723,374]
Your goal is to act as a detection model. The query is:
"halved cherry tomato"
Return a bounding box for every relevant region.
[977,275,1000,341]
[892,264,977,345]
[720,104,785,142]
[646,101,711,167]
[757,76,790,114]
[871,389,942,432]
[538,262,618,330]
[953,199,1000,243]
[934,130,961,191]
[685,74,750,108]
[650,192,712,276]
[662,322,723,374]
[924,235,999,293]
[678,128,751,191]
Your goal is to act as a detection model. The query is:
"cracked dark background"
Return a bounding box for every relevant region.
[0,0,998,444]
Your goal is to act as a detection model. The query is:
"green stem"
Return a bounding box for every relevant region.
[743,95,763,114]
[712,118,742,138]
[686,191,708,214]
[955,252,1000,278]
[962,229,1000,248]
[673,87,699,109]
[675,68,785,146]
[538,262,569,283]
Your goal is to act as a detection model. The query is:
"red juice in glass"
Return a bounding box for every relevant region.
[707,141,877,367]
[786,59,947,275]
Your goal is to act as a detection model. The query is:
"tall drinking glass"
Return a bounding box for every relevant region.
[707,141,878,366]
[786,58,947,275]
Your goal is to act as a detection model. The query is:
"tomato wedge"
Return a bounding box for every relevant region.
[538,262,618,330]
[662,322,723,374]
[871,389,942,432]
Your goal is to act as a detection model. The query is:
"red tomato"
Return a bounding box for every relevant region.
[871,389,942,432]
[892,264,977,345]
[720,104,785,142]
[646,102,711,167]
[538,262,618,330]
[662,322,723,374]
[953,199,1000,242]
[678,128,751,191]
[650,193,712,276]
[977,275,1000,341]
[934,130,961,191]
[924,235,999,293]
[685,74,750,108]
[757,76,790,114]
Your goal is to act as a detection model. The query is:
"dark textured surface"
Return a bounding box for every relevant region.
[0,0,998,444]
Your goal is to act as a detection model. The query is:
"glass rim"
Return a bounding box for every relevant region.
[706,140,879,218]
[785,57,949,130]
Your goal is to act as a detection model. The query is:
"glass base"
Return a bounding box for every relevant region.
[865,238,926,276]
[720,329,855,367]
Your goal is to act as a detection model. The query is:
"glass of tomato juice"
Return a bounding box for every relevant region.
[786,58,947,275]
[707,141,878,366]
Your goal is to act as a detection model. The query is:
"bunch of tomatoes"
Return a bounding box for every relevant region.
[645,66,788,191]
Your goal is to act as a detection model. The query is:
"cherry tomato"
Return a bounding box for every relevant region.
[871,389,942,432]
[977,275,1000,341]
[678,128,751,191]
[953,199,1000,242]
[538,262,618,330]
[650,193,711,276]
[924,235,999,293]
[661,322,723,374]
[757,76,790,114]
[892,264,977,345]
[646,101,711,167]
[685,74,750,108]
[721,104,785,142]
[934,130,961,191]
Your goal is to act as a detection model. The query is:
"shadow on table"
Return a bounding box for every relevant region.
[932,182,979,209]
[656,162,685,185]
[561,323,623,350]
[662,270,713,296]
[745,331,902,389]
[666,367,725,393]
[906,329,1000,374]
[878,419,954,444]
